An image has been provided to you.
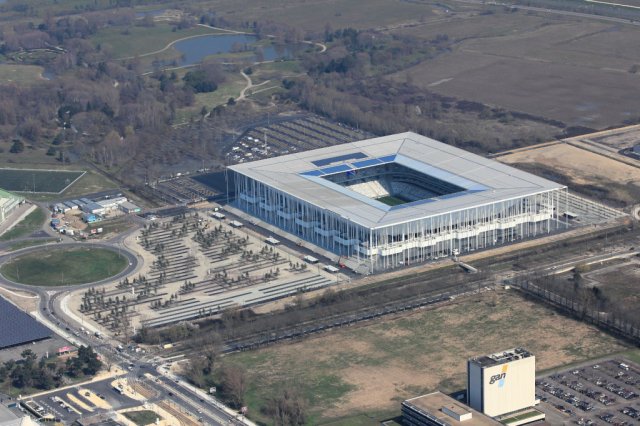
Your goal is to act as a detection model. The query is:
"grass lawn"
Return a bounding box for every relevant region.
[250,60,302,83]
[620,348,640,365]
[0,246,127,286]
[92,23,221,58]
[86,216,134,237]
[6,239,56,251]
[173,72,246,124]
[0,207,46,241]
[223,290,630,424]
[0,64,45,85]
[122,410,161,426]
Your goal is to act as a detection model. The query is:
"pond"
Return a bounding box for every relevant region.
[169,34,303,67]
[135,9,167,18]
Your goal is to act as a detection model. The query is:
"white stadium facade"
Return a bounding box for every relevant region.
[229,132,568,272]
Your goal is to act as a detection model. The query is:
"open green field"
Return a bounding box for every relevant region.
[56,170,118,198]
[223,290,629,425]
[6,239,56,251]
[173,71,247,124]
[0,207,46,241]
[0,64,45,85]
[122,410,160,426]
[91,23,221,58]
[0,246,127,286]
[0,168,84,193]
[10,168,120,203]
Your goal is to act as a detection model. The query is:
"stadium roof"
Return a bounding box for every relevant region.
[0,188,21,201]
[0,296,51,349]
[230,132,565,228]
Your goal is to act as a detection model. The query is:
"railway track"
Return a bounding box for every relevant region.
[221,279,493,353]
[165,223,640,358]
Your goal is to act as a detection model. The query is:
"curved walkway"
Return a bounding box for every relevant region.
[237,70,271,101]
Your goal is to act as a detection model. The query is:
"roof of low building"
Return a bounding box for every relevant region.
[403,391,501,425]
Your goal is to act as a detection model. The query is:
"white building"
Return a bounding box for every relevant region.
[230,132,568,273]
[97,196,127,211]
[119,201,141,214]
[81,202,105,215]
[467,348,538,418]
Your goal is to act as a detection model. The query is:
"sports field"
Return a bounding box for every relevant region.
[0,169,85,193]
[0,247,127,286]
[225,290,628,424]
[376,195,407,206]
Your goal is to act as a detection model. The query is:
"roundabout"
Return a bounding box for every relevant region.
[0,244,131,287]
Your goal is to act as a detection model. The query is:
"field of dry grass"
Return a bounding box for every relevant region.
[227,290,629,425]
[190,0,444,32]
[390,8,640,129]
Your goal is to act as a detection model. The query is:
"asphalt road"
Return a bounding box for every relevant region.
[0,217,246,425]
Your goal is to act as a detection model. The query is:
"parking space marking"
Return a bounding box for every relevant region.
[66,392,93,412]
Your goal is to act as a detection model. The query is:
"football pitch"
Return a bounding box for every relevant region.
[376,195,408,206]
[0,169,85,193]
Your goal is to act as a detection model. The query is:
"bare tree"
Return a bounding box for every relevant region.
[220,364,247,408]
[267,388,307,426]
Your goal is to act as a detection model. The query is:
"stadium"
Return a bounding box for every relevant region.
[229,132,568,272]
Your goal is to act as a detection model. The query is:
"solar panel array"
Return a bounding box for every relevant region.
[0,296,51,349]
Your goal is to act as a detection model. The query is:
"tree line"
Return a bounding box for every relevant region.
[0,346,102,392]
[183,341,307,425]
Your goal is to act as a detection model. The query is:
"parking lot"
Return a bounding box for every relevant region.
[536,359,640,425]
[23,377,139,423]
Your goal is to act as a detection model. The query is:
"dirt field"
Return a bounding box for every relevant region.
[391,8,640,129]
[590,125,640,149]
[498,141,640,205]
[500,142,640,185]
[227,290,629,424]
